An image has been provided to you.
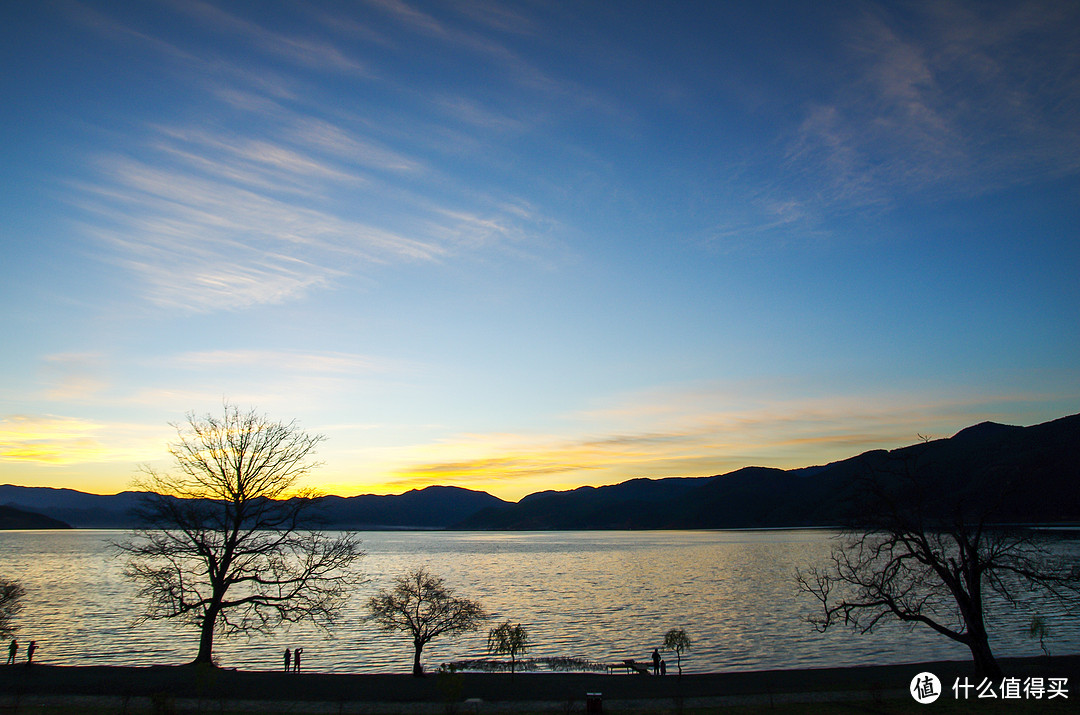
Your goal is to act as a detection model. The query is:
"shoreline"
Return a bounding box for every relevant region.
[1,655,1076,712]
[0,526,865,534]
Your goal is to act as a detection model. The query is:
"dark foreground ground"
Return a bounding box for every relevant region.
[0,655,1076,713]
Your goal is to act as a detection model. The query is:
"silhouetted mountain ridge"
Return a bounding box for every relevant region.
[0,484,507,529]
[456,413,1080,529]
[0,504,72,530]
[5,413,1078,530]
[0,486,146,528]
[312,486,508,528]
[950,421,1025,443]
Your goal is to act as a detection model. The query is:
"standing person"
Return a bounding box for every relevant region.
[651,648,660,675]
[26,641,36,665]
[284,648,291,672]
[6,640,16,665]
[293,648,302,673]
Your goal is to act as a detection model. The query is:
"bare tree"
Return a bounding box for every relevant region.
[367,567,487,676]
[0,578,24,639]
[797,448,1079,680]
[118,403,364,665]
[487,621,529,676]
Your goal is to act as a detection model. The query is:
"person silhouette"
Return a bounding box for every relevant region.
[660,659,667,676]
[651,648,660,675]
[293,648,302,673]
[26,641,37,666]
[6,640,16,665]
[284,648,291,672]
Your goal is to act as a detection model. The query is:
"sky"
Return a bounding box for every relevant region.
[2,0,1079,502]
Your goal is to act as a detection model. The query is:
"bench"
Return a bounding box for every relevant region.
[608,659,651,675]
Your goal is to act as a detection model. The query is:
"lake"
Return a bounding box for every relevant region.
[1,529,1076,674]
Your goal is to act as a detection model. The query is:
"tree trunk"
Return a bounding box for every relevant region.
[968,634,1002,681]
[412,640,424,677]
[194,604,219,665]
[960,592,1002,681]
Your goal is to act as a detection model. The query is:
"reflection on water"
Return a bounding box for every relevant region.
[0,529,1076,674]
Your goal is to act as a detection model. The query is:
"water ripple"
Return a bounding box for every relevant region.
[0,529,1076,673]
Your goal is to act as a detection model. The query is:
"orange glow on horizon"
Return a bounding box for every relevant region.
[4,393,1055,503]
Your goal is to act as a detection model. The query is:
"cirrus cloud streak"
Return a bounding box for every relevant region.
[0,415,164,465]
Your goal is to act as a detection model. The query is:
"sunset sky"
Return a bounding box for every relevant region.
[2,1,1078,501]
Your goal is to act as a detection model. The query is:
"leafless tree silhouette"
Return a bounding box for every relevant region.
[797,447,1080,679]
[0,579,24,639]
[367,567,487,676]
[118,403,364,665]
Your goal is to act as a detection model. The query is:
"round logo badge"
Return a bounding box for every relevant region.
[910,672,942,704]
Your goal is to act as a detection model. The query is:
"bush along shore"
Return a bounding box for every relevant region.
[443,656,610,673]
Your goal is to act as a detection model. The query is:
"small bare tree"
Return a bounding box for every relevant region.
[118,403,364,665]
[0,578,24,640]
[367,567,487,676]
[797,448,1080,680]
[663,628,691,676]
[488,621,529,676]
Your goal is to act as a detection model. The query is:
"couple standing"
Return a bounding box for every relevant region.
[6,640,37,665]
[283,647,303,672]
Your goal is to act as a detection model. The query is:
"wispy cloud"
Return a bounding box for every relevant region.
[381,380,1071,499]
[171,349,407,375]
[0,415,162,465]
[62,0,308,101]
[163,0,373,76]
[786,0,1080,207]
[359,0,617,114]
[60,2,561,313]
[450,0,539,35]
[92,347,429,423]
[286,118,423,173]
[40,353,110,402]
[387,422,885,493]
[703,196,822,253]
[72,130,442,310]
[431,96,529,133]
[784,9,962,208]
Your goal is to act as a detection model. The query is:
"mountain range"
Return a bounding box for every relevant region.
[460,414,1080,529]
[2,413,1077,530]
[0,484,507,530]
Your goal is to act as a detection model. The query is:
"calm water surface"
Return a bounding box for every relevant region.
[1,529,1076,674]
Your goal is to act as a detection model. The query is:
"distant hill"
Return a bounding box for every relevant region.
[0,484,508,530]
[312,486,509,528]
[0,504,72,530]
[456,413,1080,529]
[6,413,1078,531]
[457,476,709,529]
[0,486,145,528]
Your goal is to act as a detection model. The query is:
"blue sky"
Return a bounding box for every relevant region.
[2,0,1078,500]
